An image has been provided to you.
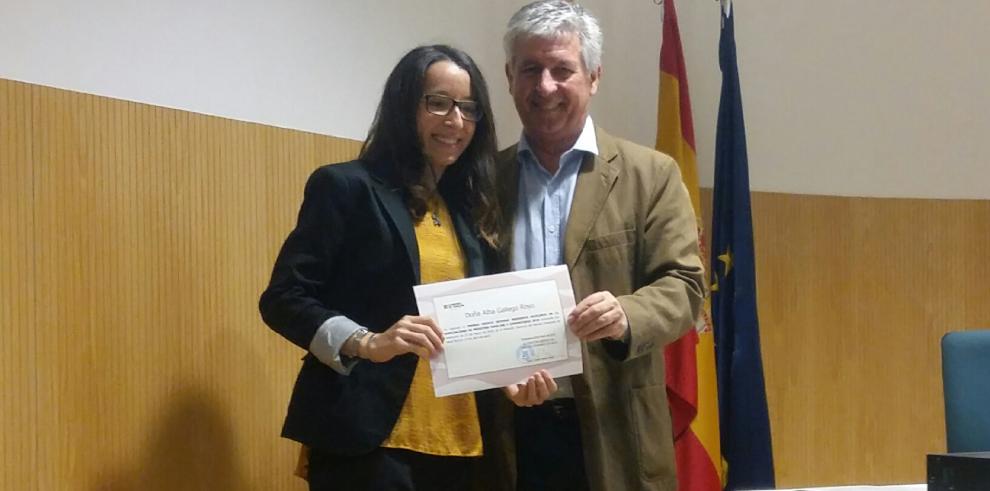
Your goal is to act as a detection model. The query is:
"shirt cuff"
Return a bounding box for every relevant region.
[308,316,364,375]
[601,323,632,361]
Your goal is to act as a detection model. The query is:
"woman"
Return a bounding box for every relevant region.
[259,45,553,490]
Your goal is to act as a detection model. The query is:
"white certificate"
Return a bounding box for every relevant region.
[414,265,583,397]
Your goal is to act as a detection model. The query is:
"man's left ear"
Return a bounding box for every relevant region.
[505,63,514,93]
[590,66,602,95]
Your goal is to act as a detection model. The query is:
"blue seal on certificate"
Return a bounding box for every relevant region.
[516,343,536,363]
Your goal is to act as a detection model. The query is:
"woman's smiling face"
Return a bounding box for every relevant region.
[416,60,477,178]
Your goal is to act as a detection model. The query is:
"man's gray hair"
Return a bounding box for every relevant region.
[504,0,603,72]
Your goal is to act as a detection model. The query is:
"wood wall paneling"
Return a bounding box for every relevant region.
[702,189,990,486]
[2,78,361,490]
[1,79,40,491]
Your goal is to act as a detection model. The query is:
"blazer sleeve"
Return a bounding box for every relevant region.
[616,153,705,361]
[259,165,354,351]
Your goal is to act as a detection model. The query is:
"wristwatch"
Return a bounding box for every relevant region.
[342,327,371,358]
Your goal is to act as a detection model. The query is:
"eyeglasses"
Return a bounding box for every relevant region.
[422,94,483,122]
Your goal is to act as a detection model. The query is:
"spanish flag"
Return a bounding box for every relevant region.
[656,0,724,490]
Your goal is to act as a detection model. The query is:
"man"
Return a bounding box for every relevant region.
[492,1,705,490]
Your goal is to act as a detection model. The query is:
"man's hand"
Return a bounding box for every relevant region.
[568,291,629,341]
[503,369,558,407]
[362,315,443,363]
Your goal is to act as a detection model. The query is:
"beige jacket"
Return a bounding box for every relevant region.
[488,127,705,491]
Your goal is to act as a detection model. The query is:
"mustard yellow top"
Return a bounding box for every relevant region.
[380,196,482,456]
[294,198,483,480]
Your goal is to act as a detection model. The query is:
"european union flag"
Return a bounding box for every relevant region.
[710,5,776,490]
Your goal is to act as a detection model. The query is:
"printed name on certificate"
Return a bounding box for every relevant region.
[434,280,567,378]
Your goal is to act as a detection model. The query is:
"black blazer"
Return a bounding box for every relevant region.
[259,159,490,455]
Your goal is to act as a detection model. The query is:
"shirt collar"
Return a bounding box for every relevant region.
[517,115,599,163]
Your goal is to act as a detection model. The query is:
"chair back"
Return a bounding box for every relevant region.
[941,329,990,452]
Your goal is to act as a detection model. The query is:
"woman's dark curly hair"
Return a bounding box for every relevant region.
[359,44,500,248]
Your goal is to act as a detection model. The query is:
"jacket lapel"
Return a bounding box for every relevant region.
[564,127,619,268]
[451,210,485,277]
[366,160,420,283]
[496,145,521,270]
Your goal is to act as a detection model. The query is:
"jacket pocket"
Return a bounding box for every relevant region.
[629,384,676,482]
[585,228,635,251]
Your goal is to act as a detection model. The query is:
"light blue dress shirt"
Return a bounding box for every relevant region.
[512,116,599,272]
[511,116,598,398]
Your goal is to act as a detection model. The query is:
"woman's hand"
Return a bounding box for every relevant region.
[361,315,444,363]
[503,369,558,407]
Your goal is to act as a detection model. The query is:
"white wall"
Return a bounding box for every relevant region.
[2,0,987,199]
[0,0,660,161]
[677,0,990,199]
